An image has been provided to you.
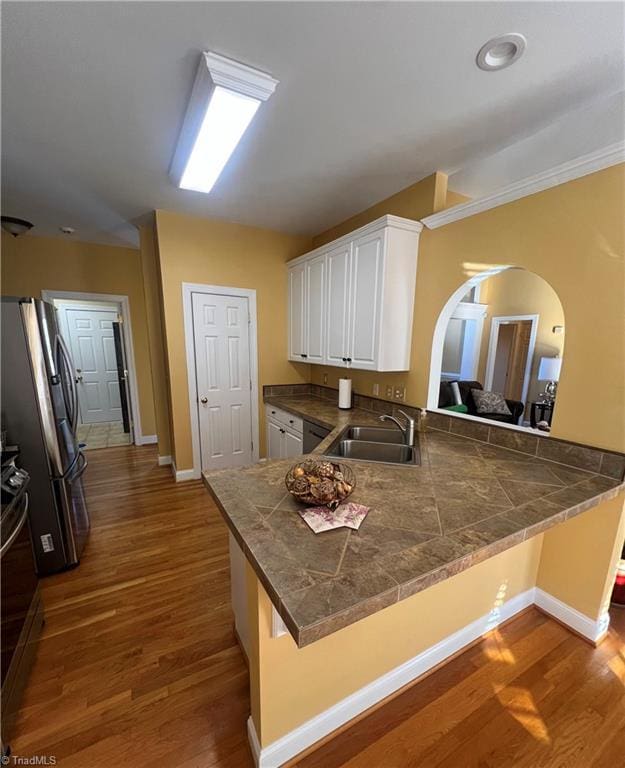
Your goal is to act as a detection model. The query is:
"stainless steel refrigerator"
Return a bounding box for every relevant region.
[1,297,89,574]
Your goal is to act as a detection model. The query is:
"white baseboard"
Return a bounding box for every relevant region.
[158,455,172,466]
[136,434,157,445]
[248,587,536,768]
[533,587,609,644]
[170,460,199,482]
[247,718,262,767]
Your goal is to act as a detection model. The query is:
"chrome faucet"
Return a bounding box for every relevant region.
[379,410,416,446]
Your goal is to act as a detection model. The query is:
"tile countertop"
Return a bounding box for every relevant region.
[203,395,624,647]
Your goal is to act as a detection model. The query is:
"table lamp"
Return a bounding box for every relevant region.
[537,356,562,404]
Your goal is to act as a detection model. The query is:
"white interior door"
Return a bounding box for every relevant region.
[192,292,253,471]
[65,308,122,424]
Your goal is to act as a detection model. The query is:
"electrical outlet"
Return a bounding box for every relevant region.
[372,383,379,396]
[385,385,393,398]
[394,386,406,401]
[323,373,328,385]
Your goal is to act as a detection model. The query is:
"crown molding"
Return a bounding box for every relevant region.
[422,140,625,230]
[289,214,423,264]
[203,51,278,102]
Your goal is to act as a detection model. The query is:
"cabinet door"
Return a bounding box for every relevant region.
[325,242,352,366]
[349,231,383,370]
[267,419,284,459]
[288,262,307,361]
[305,253,325,364]
[284,427,303,458]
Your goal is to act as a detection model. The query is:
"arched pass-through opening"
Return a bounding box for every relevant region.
[428,266,566,434]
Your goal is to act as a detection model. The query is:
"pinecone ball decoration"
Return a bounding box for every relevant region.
[291,476,310,497]
[311,478,336,504]
[316,461,336,478]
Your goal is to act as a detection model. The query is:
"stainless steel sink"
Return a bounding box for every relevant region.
[343,426,404,444]
[325,436,420,465]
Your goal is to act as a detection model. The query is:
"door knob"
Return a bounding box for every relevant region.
[200,397,208,404]
[75,375,83,383]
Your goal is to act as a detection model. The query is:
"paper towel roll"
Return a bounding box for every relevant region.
[338,378,352,410]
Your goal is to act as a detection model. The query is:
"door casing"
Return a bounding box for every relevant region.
[41,290,144,445]
[182,283,260,481]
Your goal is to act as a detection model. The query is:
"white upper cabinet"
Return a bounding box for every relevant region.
[287,215,422,371]
[305,253,326,364]
[325,242,352,366]
[349,230,384,370]
[288,261,306,360]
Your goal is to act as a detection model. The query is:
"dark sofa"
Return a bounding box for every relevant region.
[439,380,524,425]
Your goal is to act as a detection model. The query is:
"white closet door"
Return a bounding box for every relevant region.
[288,262,307,361]
[325,242,352,366]
[192,293,253,471]
[349,232,383,370]
[305,253,326,364]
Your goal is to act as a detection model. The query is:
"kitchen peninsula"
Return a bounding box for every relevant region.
[204,392,625,766]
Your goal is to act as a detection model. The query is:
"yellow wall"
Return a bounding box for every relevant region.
[139,222,172,458]
[311,164,625,452]
[153,210,312,469]
[250,536,544,745]
[312,172,446,248]
[537,493,625,620]
[474,268,565,408]
[1,232,156,436]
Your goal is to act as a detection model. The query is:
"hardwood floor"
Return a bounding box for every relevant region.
[10,445,253,767]
[9,445,625,767]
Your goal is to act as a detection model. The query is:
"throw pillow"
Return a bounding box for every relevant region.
[471,389,512,416]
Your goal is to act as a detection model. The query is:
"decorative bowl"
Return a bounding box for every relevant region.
[285,459,356,510]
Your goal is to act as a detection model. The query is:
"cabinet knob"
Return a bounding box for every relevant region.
[200,397,208,404]
[301,353,308,358]
[280,428,285,434]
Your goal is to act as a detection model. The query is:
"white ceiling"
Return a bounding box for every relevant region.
[2,2,624,247]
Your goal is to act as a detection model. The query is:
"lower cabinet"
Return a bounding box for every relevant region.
[267,417,303,459]
[266,405,303,459]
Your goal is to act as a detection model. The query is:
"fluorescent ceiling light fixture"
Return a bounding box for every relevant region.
[171,52,278,194]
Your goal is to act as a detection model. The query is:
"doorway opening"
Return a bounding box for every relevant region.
[182,282,260,480]
[42,290,142,450]
[484,314,538,405]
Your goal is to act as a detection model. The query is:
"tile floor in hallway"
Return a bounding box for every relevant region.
[76,421,131,450]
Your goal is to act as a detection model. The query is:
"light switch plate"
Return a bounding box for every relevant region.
[372,383,379,396]
[323,373,328,385]
[394,386,406,401]
[385,385,393,398]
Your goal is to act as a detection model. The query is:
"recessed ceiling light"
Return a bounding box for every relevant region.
[476,33,527,71]
[59,226,75,235]
[170,52,279,194]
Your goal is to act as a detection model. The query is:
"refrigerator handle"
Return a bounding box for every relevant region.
[56,334,79,433]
